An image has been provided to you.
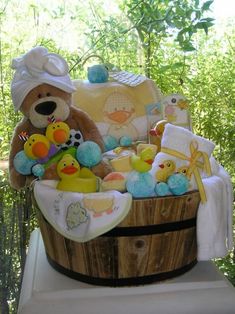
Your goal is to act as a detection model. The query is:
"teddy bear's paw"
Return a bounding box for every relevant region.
[42,164,60,181]
[9,168,27,190]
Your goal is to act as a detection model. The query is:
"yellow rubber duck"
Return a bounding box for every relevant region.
[24,134,51,160]
[46,121,70,145]
[131,147,155,173]
[155,159,176,182]
[149,119,168,152]
[176,165,192,179]
[56,154,97,193]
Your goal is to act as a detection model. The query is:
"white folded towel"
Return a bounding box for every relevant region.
[210,157,234,251]
[11,46,76,111]
[152,123,215,169]
[197,174,233,260]
[161,123,195,154]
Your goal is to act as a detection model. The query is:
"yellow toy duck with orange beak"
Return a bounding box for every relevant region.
[131,147,155,173]
[24,121,71,164]
[56,154,98,193]
[24,134,56,163]
[46,121,70,145]
[155,160,176,182]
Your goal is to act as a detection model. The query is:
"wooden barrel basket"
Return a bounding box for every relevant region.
[36,190,200,287]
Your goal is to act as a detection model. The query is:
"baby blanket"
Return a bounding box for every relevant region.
[72,79,162,141]
[34,180,132,242]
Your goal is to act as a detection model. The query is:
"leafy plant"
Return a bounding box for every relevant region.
[120,0,215,76]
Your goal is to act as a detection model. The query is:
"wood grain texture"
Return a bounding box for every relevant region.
[36,190,200,281]
[118,190,200,227]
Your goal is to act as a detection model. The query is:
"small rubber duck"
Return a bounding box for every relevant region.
[46,121,70,145]
[24,134,58,163]
[176,165,191,179]
[155,159,176,182]
[126,147,156,197]
[149,119,168,152]
[131,147,155,173]
[56,154,97,193]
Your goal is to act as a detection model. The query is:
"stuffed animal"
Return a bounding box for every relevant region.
[9,46,111,190]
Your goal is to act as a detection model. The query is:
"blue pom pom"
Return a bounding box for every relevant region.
[103,135,119,151]
[13,150,37,175]
[126,172,155,198]
[155,182,171,196]
[76,141,102,167]
[167,173,189,195]
[88,65,109,83]
[32,164,45,177]
[119,136,132,147]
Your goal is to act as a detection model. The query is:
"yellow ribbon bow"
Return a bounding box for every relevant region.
[161,140,212,203]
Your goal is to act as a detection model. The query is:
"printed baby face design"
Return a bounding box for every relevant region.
[103,92,135,125]
[66,202,88,229]
[103,92,138,139]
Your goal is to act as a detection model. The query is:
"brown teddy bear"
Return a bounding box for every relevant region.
[9,46,111,190]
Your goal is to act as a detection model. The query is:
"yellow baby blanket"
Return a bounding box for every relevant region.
[72,79,162,141]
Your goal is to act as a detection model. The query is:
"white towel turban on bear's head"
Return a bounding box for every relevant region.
[11,46,76,111]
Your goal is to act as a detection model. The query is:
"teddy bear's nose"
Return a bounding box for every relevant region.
[35,101,57,115]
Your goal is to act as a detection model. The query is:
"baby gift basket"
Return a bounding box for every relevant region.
[33,68,204,286]
[10,48,233,287]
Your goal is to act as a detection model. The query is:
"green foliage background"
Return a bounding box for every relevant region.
[0,0,234,313]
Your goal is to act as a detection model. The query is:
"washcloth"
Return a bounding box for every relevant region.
[11,46,76,111]
[160,123,215,158]
[34,180,132,242]
[197,173,233,260]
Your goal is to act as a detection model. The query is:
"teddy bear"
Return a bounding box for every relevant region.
[9,46,111,190]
